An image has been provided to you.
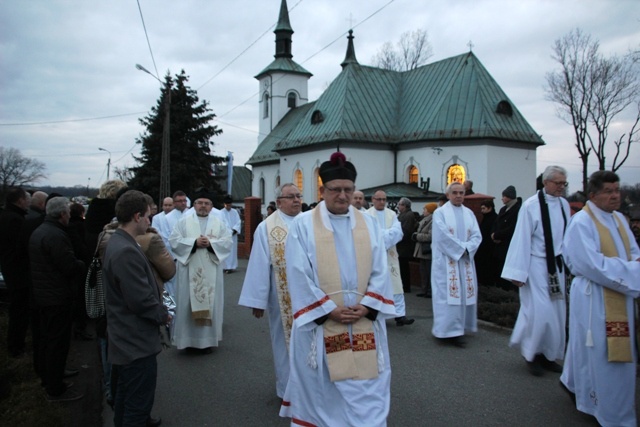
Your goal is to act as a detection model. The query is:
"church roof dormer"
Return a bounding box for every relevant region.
[340,30,359,69]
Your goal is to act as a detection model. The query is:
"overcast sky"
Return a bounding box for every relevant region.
[1,0,638,196]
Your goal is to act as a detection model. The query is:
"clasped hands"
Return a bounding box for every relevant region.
[329,304,369,324]
[195,235,211,248]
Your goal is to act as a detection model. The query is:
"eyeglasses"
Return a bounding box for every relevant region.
[549,180,569,187]
[372,197,387,201]
[278,194,303,200]
[324,185,355,195]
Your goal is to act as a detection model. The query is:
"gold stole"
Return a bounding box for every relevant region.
[185,215,218,326]
[583,204,633,362]
[266,212,294,349]
[313,207,377,382]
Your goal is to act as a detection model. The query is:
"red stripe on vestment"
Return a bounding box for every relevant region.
[294,295,330,319]
[281,400,290,407]
[292,418,318,427]
[365,291,394,305]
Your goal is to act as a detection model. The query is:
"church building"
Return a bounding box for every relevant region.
[247,0,544,207]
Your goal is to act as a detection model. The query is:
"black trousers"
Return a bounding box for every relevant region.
[399,256,412,293]
[112,354,157,427]
[39,304,73,396]
[7,287,31,357]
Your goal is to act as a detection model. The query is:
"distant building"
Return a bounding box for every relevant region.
[248,0,543,207]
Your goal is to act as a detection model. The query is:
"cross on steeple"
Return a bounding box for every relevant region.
[346,12,355,29]
[467,40,474,52]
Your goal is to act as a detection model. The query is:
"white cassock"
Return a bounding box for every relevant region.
[279,202,395,427]
[366,207,405,317]
[561,201,640,427]
[170,212,232,349]
[502,191,569,362]
[220,207,241,271]
[238,210,296,398]
[430,201,481,338]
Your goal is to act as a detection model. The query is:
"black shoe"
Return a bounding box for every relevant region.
[201,347,213,354]
[395,316,415,326]
[539,357,563,373]
[46,388,85,402]
[437,336,466,348]
[416,293,426,297]
[527,359,544,377]
[64,368,79,378]
[147,417,162,427]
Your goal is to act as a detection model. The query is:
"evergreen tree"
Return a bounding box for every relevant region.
[130,70,224,202]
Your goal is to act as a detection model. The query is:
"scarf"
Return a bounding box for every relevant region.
[537,190,566,299]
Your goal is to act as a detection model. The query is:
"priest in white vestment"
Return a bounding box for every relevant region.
[279,152,395,427]
[431,182,481,347]
[220,195,241,273]
[502,166,570,376]
[169,188,232,352]
[238,183,302,398]
[560,171,640,427]
[367,189,414,326]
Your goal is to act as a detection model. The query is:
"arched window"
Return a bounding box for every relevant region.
[315,168,322,202]
[263,93,269,118]
[259,178,265,202]
[408,165,419,184]
[287,92,297,109]
[295,169,303,193]
[447,164,466,185]
[275,175,281,189]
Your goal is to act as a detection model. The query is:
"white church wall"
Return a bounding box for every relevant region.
[251,163,280,205]
[485,145,537,208]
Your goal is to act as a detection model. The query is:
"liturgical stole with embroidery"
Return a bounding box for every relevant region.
[313,207,377,382]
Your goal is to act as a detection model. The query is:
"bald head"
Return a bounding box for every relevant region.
[31,191,48,210]
[352,190,365,210]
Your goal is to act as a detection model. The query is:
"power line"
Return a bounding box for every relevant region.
[136,0,160,80]
[0,112,146,126]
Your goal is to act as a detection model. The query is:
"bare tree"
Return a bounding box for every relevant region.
[545,28,639,191]
[372,29,433,71]
[113,166,134,184]
[0,147,47,199]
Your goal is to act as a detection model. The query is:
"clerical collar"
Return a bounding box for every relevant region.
[279,211,297,220]
[586,200,614,223]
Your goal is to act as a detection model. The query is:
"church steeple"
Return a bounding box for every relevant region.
[341,30,359,68]
[274,0,293,59]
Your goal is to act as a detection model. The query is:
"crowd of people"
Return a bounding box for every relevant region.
[2,158,640,426]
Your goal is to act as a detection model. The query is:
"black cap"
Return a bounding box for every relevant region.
[502,185,516,199]
[192,187,216,203]
[223,195,233,204]
[319,152,357,184]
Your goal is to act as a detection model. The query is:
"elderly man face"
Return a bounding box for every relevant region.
[194,198,213,217]
[447,183,465,207]
[590,181,621,213]
[162,197,174,214]
[351,191,365,209]
[320,179,354,215]
[372,191,387,211]
[543,173,568,197]
[276,185,302,217]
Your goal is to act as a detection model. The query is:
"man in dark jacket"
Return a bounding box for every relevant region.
[492,185,522,289]
[29,196,86,401]
[104,190,168,427]
[397,197,417,293]
[0,187,31,358]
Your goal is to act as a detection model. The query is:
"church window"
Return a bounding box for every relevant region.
[288,92,297,109]
[259,178,265,202]
[311,110,324,124]
[275,175,281,189]
[295,169,303,192]
[447,164,466,185]
[408,165,419,184]
[496,100,513,117]
[315,168,322,202]
[263,93,270,118]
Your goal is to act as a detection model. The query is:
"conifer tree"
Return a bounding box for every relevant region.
[130,70,224,201]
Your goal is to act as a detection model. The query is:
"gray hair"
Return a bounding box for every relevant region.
[46,196,70,219]
[398,197,412,209]
[445,181,464,194]
[542,165,567,181]
[275,183,298,198]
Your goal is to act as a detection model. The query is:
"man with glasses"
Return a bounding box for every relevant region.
[367,190,415,326]
[239,183,302,399]
[279,152,395,426]
[502,165,570,376]
[560,171,640,426]
[170,188,232,354]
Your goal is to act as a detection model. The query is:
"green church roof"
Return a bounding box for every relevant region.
[255,57,312,79]
[248,51,543,165]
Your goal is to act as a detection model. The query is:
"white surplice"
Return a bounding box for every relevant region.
[169,212,232,349]
[561,201,640,427]
[220,207,241,271]
[430,201,481,338]
[366,207,406,316]
[238,210,296,398]
[501,191,569,362]
[279,202,395,427]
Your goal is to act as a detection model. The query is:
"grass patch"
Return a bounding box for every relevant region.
[478,284,520,328]
[0,307,68,426]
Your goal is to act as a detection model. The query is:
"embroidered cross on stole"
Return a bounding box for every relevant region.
[583,204,633,362]
[266,212,294,349]
[313,207,377,382]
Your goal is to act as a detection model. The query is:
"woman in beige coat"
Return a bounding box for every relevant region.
[412,203,437,298]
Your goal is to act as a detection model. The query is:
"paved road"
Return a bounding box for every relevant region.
[102,258,633,426]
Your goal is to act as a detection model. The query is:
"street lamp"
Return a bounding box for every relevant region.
[136,63,171,201]
[98,147,111,181]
